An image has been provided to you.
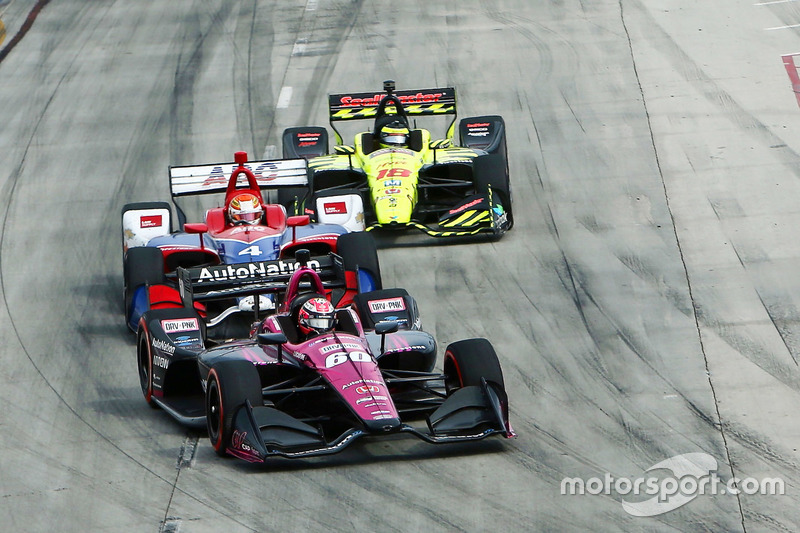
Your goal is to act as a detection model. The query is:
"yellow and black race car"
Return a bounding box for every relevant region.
[280,81,513,239]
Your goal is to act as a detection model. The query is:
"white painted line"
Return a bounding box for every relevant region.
[292,39,307,56]
[766,23,800,30]
[262,145,277,160]
[277,86,293,108]
[755,0,797,5]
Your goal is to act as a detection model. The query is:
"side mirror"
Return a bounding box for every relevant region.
[375,321,399,335]
[184,223,209,251]
[184,223,208,234]
[258,331,287,364]
[375,321,399,354]
[257,332,288,345]
[287,215,311,244]
[287,215,311,227]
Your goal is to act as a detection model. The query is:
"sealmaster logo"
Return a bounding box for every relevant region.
[197,260,320,283]
[140,215,163,228]
[339,92,443,107]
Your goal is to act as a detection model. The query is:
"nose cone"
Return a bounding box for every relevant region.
[362,417,402,433]
[374,194,413,224]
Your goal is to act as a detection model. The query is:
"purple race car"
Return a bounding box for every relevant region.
[136,249,514,462]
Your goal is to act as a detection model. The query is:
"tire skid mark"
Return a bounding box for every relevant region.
[567,263,719,429]
[752,288,800,366]
[721,421,800,475]
[622,0,747,528]
[479,0,560,82]
[0,3,270,529]
[697,313,800,391]
[741,510,797,533]
[521,49,740,531]
[272,0,365,134]
[629,0,800,176]
[349,478,461,530]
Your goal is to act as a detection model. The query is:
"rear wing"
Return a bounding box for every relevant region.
[168,157,309,226]
[176,254,347,308]
[327,86,458,143]
[169,158,308,198]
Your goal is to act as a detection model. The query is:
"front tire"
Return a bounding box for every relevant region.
[473,154,513,231]
[443,338,505,395]
[205,360,263,457]
[136,321,158,408]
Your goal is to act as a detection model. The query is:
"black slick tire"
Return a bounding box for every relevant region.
[443,338,505,395]
[205,360,262,457]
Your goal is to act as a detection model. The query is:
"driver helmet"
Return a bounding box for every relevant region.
[228,192,263,225]
[297,297,336,336]
[379,120,409,148]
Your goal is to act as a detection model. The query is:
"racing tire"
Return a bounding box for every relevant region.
[473,153,513,231]
[336,232,382,291]
[136,320,158,409]
[124,247,165,317]
[205,360,263,457]
[443,338,505,395]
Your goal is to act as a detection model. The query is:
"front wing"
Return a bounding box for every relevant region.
[225,380,514,463]
[367,189,510,238]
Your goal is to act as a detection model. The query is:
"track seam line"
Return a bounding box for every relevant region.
[619,1,746,529]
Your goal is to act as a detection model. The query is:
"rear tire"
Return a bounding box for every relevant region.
[336,232,382,291]
[205,360,263,457]
[444,338,505,395]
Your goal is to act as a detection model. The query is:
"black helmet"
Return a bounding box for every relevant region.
[379,120,410,147]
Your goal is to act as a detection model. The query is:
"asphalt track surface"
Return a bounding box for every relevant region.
[2,1,800,531]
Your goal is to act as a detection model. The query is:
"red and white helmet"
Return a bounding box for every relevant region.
[297,297,335,336]
[228,193,263,225]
